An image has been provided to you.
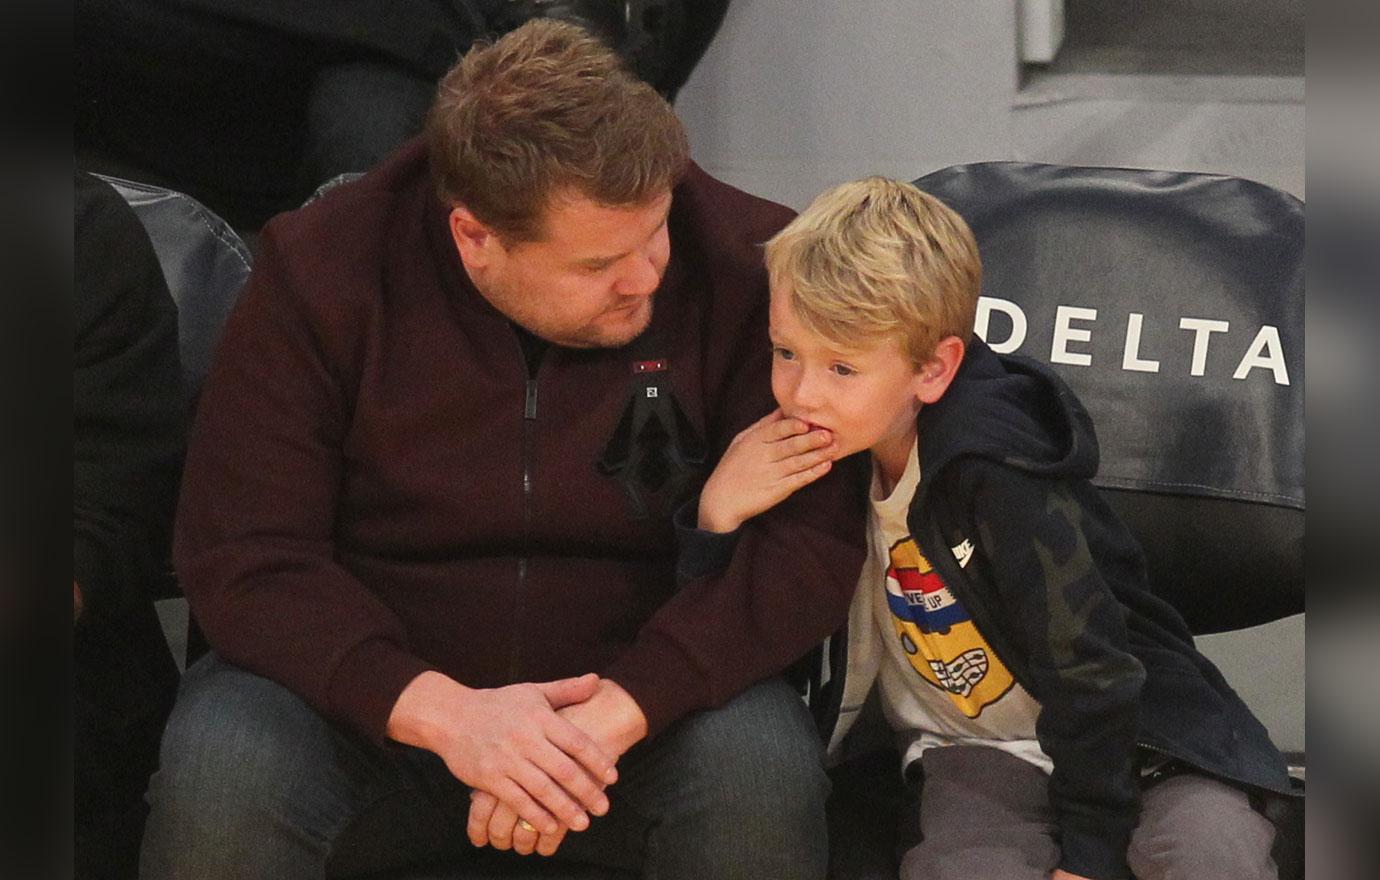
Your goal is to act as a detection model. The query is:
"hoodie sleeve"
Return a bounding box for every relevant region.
[964,462,1145,880]
[671,497,742,586]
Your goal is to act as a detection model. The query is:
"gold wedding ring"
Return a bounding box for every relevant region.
[517,819,538,833]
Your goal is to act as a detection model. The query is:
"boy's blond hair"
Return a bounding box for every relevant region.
[764,177,982,366]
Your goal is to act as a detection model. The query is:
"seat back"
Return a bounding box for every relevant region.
[95,175,251,642]
[96,174,253,409]
[914,162,1303,633]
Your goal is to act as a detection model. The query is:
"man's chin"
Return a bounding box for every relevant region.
[587,305,654,348]
[538,302,653,349]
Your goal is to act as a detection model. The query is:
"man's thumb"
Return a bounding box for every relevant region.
[537,672,600,709]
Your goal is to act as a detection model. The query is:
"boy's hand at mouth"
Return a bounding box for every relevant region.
[697,408,837,533]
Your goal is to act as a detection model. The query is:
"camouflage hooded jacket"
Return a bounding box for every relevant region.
[820,338,1292,880]
[679,337,1292,880]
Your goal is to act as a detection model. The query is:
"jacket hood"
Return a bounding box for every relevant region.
[916,338,1099,491]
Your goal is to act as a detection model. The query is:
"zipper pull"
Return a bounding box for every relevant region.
[524,379,538,420]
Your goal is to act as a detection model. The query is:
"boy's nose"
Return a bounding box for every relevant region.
[789,372,826,412]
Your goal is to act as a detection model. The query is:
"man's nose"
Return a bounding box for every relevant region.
[615,254,661,299]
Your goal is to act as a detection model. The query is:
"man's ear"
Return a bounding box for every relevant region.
[448,206,499,271]
[914,335,966,405]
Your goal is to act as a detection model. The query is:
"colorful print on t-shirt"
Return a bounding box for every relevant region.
[884,537,1016,717]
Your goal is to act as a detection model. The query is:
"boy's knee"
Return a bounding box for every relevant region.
[1128,775,1278,880]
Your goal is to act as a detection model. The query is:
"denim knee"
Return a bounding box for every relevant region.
[681,679,827,817]
[634,677,830,879]
[140,655,366,878]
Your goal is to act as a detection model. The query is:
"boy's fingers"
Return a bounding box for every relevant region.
[543,716,618,786]
[790,459,832,486]
[746,409,786,434]
[774,431,834,460]
[512,759,590,832]
[535,673,600,709]
[767,416,813,440]
[487,801,518,850]
[782,447,835,476]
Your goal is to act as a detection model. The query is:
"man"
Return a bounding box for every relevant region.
[141,20,865,879]
[74,170,185,879]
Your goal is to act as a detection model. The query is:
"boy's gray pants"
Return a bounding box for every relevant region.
[899,745,1278,880]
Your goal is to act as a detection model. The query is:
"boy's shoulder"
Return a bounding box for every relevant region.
[917,340,1100,493]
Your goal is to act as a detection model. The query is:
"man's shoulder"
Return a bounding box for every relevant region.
[270,140,430,245]
[670,163,795,273]
[255,141,437,295]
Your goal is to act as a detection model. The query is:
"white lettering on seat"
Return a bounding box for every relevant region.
[973,297,1291,384]
[1051,305,1097,366]
[1233,325,1290,385]
[1179,317,1231,376]
[1122,313,1160,373]
[974,296,1028,354]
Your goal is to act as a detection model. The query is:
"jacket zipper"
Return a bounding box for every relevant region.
[509,345,542,683]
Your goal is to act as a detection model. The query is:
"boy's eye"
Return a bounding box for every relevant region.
[831,363,857,377]
[772,346,796,361]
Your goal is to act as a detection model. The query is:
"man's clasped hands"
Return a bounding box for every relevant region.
[385,668,650,857]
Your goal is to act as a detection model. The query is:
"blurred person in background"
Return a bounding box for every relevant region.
[73,170,185,879]
[75,0,730,230]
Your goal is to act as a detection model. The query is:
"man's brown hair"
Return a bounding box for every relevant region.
[427,19,689,242]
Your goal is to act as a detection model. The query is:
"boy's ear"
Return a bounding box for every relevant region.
[914,335,966,405]
[448,206,501,271]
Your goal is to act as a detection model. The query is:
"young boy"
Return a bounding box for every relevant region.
[685,177,1293,880]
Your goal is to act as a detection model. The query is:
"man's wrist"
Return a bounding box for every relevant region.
[386,670,469,749]
[588,679,648,756]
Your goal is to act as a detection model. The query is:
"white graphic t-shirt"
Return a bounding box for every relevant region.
[867,441,1051,774]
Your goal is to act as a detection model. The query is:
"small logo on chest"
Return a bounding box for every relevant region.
[952,538,975,569]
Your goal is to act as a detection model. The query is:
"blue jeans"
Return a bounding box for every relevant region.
[141,654,830,879]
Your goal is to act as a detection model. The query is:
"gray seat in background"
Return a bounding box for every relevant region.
[98,174,253,412]
[98,175,252,661]
[914,162,1302,635]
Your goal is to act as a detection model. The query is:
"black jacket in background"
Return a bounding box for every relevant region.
[74,170,184,879]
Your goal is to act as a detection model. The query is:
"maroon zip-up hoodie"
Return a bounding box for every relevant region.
[175,140,867,741]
